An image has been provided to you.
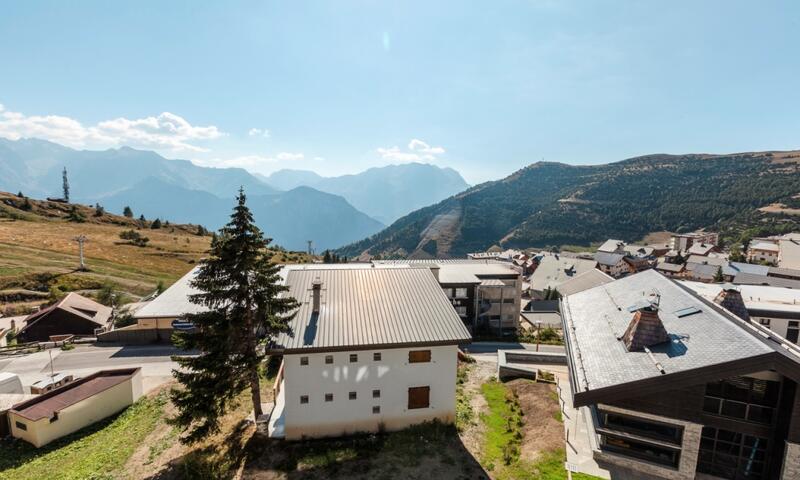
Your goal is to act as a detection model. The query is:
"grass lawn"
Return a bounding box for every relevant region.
[0,392,168,480]
[479,379,602,480]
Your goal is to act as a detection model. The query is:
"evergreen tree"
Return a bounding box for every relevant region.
[62,167,70,202]
[139,214,146,222]
[123,206,133,218]
[151,218,162,229]
[323,250,332,263]
[16,191,23,198]
[94,203,105,217]
[713,266,724,283]
[170,188,299,443]
[20,197,32,211]
[66,205,85,223]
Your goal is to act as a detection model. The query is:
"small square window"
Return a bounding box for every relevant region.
[325,355,333,364]
[300,395,309,404]
[373,389,381,398]
[325,393,334,402]
[373,352,381,361]
[349,391,357,400]
[372,405,381,414]
[349,354,358,363]
[300,356,309,366]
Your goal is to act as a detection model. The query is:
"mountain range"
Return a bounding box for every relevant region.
[0,138,467,251]
[337,151,800,258]
[261,164,469,224]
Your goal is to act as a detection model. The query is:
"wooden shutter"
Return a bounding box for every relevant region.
[408,386,430,409]
[408,350,432,363]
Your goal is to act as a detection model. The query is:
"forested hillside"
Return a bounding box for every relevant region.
[338,151,800,258]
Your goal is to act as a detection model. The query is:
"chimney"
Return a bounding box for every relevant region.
[621,302,670,351]
[714,284,750,322]
[10,319,15,331]
[312,279,322,313]
[429,265,440,282]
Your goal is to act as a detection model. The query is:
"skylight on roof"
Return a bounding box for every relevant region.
[674,306,701,318]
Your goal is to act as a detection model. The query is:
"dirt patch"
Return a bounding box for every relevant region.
[507,379,564,464]
[759,203,800,215]
[458,360,495,455]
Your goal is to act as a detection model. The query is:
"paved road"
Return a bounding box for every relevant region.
[0,344,189,394]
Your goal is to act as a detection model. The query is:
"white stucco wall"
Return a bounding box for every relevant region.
[751,316,799,345]
[282,345,458,440]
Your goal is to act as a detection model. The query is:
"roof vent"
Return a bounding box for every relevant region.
[713,283,750,321]
[621,296,670,352]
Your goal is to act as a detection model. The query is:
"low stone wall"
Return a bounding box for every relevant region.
[97,328,174,345]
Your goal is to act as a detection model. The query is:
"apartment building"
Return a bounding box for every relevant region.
[669,231,719,252]
[562,270,800,479]
[267,267,471,440]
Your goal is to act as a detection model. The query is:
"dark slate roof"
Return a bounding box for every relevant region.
[734,272,800,289]
[562,270,775,401]
[272,267,472,353]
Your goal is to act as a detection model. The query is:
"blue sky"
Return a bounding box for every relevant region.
[1,1,799,183]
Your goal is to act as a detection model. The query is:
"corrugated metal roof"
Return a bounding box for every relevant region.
[272,267,472,352]
[734,272,800,289]
[373,260,519,284]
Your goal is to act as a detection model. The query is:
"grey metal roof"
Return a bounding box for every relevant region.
[530,254,597,292]
[373,259,519,284]
[655,262,684,273]
[272,267,472,352]
[561,270,774,395]
[734,272,800,289]
[556,269,614,297]
[686,255,726,267]
[134,266,206,319]
[594,252,625,266]
[724,262,769,277]
[767,266,800,279]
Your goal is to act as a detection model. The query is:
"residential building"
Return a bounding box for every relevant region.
[529,254,597,299]
[655,261,685,278]
[598,239,627,254]
[562,270,800,480]
[734,272,800,290]
[9,368,143,447]
[267,266,471,440]
[374,259,522,335]
[669,231,719,252]
[16,293,112,343]
[683,281,800,345]
[749,241,781,265]
[594,252,631,278]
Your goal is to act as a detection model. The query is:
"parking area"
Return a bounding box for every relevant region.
[0,344,188,394]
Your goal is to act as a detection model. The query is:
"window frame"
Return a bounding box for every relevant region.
[300,395,309,404]
[373,389,381,398]
[325,355,333,364]
[300,356,309,366]
[349,353,358,363]
[408,350,432,364]
[373,352,381,361]
[349,391,357,400]
[408,386,430,409]
[325,393,334,402]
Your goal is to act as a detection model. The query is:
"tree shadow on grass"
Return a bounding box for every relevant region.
[241,421,487,480]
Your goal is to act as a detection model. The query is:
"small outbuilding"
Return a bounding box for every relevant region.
[8,368,142,447]
[17,293,112,343]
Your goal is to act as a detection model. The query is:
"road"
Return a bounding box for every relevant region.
[0,344,189,394]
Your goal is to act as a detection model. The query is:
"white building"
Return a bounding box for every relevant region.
[748,241,780,265]
[268,266,472,440]
[669,231,718,252]
[682,281,800,345]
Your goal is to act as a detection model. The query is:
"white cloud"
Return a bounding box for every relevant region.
[194,151,305,172]
[377,139,446,163]
[248,127,271,138]
[276,152,304,161]
[0,104,224,152]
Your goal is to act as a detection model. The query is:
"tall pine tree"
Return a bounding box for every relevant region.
[170,188,299,443]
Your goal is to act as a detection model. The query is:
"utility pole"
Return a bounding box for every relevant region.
[73,235,87,270]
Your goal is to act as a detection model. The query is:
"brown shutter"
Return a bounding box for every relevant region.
[408,350,432,363]
[408,386,430,409]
